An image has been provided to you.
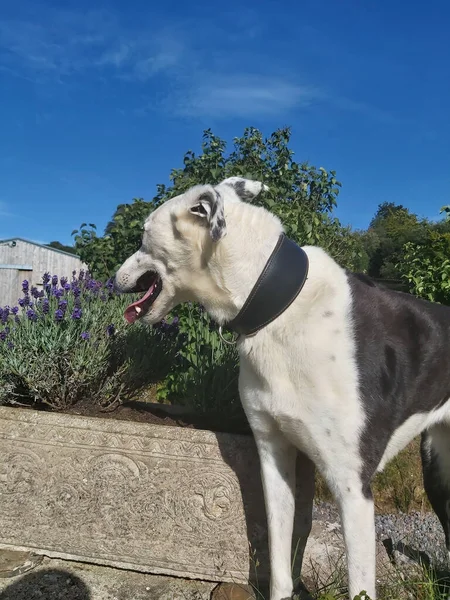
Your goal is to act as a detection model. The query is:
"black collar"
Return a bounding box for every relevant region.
[226,233,309,337]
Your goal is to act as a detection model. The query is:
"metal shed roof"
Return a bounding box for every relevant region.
[0,238,81,259]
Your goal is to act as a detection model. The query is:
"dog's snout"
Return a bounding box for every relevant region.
[113,269,156,294]
[113,270,131,293]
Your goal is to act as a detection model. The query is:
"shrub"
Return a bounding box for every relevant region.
[397,231,450,305]
[157,303,242,421]
[0,271,178,410]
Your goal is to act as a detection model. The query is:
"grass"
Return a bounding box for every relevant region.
[311,564,450,600]
[248,550,450,600]
[315,437,429,515]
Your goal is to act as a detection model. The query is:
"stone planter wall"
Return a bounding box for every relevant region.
[0,406,269,584]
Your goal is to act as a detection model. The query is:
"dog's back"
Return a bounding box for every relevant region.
[347,272,450,476]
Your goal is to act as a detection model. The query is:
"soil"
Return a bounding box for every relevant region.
[36,398,253,436]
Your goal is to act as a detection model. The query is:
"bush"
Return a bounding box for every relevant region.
[157,303,242,420]
[397,231,450,305]
[0,271,178,410]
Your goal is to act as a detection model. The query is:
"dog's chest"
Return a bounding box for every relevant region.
[238,307,363,463]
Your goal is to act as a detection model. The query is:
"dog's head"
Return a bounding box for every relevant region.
[114,177,268,325]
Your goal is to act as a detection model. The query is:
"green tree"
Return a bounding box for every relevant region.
[73,127,364,280]
[397,231,450,304]
[47,241,78,255]
[363,202,427,279]
[396,205,450,305]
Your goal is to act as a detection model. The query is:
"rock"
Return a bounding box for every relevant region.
[300,521,403,597]
[0,549,43,579]
[211,582,256,599]
[301,520,346,591]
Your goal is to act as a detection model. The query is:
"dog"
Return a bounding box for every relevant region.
[114,177,450,600]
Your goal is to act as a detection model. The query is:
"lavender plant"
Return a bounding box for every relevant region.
[0,271,178,410]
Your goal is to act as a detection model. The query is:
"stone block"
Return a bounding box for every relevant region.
[0,406,268,584]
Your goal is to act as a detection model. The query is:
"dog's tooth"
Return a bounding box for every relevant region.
[135,306,142,314]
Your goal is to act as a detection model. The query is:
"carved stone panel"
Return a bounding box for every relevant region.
[0,407,268,583]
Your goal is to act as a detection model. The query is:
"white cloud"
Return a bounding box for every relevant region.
[175,75,322,118]
[0,9,183,83]
[0,5,396,125]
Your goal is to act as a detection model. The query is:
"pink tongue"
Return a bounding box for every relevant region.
[124,282,156,324]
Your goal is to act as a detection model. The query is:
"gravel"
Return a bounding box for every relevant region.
[313,502,448,568]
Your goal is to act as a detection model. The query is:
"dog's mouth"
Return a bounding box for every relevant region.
[124,270,163,324]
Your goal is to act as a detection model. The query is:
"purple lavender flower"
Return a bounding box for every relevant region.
[42,298,49,314]
[74,297,82,308]
[14,316,20,324]
[0,330,7,341]
[18,298,25,307]
[22,280,29,293]
[1,307,10,324]
[7,341,14,350]
[55,309,64,322]
[64,283,71,291]
[85,278,96,291]
[31,286,40,299]
[106,278,114,291]
[11,307,19,315]
[52,288,64,299]
[72,286,81,298]
[71,308,82,320]
[60,277,68,287]
[26,309,38,322]
[106,324,115,336]
[79,270,85,281]
[52,275,58,287]
[58,300,68,314]
[42,272,51,285]
[81,331,90,340]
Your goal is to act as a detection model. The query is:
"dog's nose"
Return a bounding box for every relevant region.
[112,276,122,293]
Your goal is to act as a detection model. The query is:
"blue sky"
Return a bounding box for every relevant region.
[1,0,449,246]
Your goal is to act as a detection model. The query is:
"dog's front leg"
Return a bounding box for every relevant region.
[254,430,297,600]
[337,486,376,599]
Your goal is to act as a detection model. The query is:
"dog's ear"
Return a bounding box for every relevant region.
[190,188,226,242]
[220,177,269,202]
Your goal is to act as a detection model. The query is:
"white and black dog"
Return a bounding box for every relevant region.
[114,177,450,600]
